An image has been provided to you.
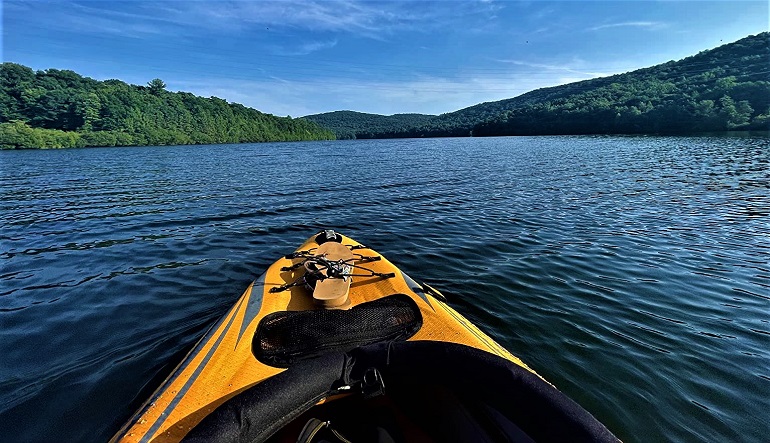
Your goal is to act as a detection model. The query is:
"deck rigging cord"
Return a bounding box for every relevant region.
[270,245,395,293]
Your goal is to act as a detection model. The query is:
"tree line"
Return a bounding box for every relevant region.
[0,64,334,149]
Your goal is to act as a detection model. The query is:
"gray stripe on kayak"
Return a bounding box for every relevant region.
[124,295,240,440]
[140,294,246,443]
[235,273,266,349]
[401,271,434,310]
[441,300,500,354]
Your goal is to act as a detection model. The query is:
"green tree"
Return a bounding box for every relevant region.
[719,95,753,128]
[0,63,36,121]
[75,92,101,131]
[28,88,79,130]
[147,78,166,96]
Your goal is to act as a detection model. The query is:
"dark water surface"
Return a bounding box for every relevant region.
[1,136,768,442]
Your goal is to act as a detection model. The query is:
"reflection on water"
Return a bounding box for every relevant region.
[1,135,768,442]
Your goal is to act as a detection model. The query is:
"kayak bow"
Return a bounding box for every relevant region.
[112,230,618,443]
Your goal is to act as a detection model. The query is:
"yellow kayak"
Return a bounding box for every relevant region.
[112,230,618,443]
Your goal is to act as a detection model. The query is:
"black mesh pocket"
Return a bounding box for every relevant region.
[253,294,422,367]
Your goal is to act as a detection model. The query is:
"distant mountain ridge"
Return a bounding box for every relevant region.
[303,32,769,138]
[301,111,435,140]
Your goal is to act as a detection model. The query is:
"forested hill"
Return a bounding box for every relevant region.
[0,64,334,149]
[301,110,435,140]
[303,32,769,138]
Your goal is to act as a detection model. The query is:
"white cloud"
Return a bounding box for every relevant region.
[4,1,418,44]
[270,39,339,56]
[31,0,506,40]
[180,1,393,34]
[10,1,174,38]
[589,21,668,32]
[495,59,604,77]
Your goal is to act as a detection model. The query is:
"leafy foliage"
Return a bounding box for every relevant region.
[304,32,770,138]
[0,65,334,149]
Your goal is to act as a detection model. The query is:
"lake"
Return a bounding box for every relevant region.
[1,135,768,442]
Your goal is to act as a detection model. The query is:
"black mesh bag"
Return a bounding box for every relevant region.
[253,294,422,367]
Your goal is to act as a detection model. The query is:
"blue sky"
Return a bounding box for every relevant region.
[3,1,767,117]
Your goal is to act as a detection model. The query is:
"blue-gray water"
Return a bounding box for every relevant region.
[1,136,768,442]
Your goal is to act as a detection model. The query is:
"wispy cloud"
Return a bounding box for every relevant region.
[6,1,175,38]
[270,39,339,56]
[495,59,608,78]
[179,1,395,35]
[492,56,652,91]
[528,6,556,21]
[181,1,506,37]
[14,0,506,40]
[589,21,668,32]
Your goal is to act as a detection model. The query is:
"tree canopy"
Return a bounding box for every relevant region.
[0,66,334,149]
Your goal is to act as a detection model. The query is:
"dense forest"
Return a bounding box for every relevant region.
[303,32,770,138]
[0,64,334,149]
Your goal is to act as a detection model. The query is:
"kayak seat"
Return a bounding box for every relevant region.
[253,294,422,368]
[284,384,534,443]
[184,341,619,443]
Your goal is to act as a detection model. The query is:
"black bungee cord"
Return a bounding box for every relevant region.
[270,247,394,293]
